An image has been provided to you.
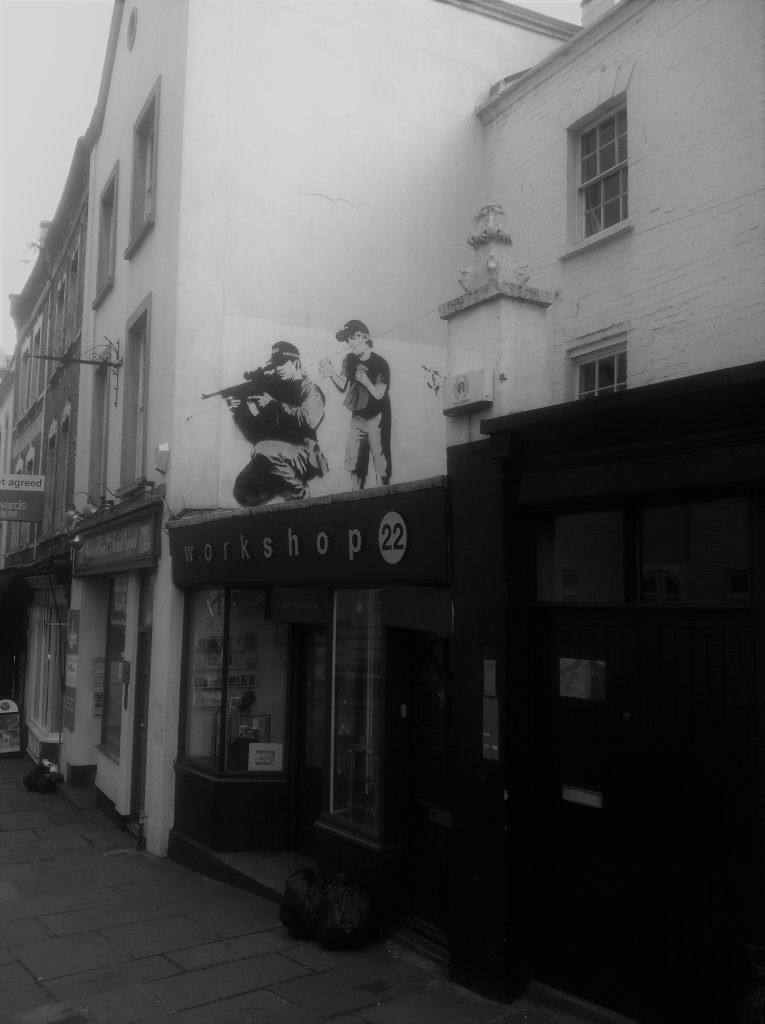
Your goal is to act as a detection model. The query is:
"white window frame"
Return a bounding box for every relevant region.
[125,77,160,258]
[120,294,151,489]
[577,105,628,241]
[567,331,628,401]
[94,163,118,309]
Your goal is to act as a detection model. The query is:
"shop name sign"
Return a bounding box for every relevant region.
[0,475,45,522]
[74,517,159,573]
[169,486,449,586]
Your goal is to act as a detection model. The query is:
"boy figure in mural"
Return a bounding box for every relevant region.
[226,341,328,505]
[319,319,392,490]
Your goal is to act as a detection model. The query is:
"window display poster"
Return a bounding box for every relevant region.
[0,700,20,753]
[63,611,79,731]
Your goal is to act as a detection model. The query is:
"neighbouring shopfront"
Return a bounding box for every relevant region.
[67,496,162,832]
[167,479,453,938]
[447,363,765,1024]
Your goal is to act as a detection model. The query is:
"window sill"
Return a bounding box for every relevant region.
[124,214,155,261]
[560,219,633,260]
[95,743,120,764]
[91,278,114,311]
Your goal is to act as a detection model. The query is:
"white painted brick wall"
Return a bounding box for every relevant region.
[480,0,765,403]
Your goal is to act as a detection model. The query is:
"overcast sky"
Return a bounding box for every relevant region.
[0,0,581,360]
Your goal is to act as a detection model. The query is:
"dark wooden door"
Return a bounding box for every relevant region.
[534,607,756,1022]
[292,626,327,856]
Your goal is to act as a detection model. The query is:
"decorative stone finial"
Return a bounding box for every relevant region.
[459,204,529,293]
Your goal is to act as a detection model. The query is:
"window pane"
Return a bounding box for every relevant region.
[599,116,615,144]
[616,107,627,136]
[599,140,616,172]
[616,351,627,385]
[538,511,624,603]
[581,153,597,183]
[225,590,287,772]
[186,589,224,766]
[579,361,596,396]
[581,128,597,156]
[330,589,383,833]
[603,198,622,229]
[603,171,622,202]
[102,576,128,758]
[641,500,750,604]
[597,357,615,390]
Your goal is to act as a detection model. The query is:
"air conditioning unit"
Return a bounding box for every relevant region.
[442,368,493,416]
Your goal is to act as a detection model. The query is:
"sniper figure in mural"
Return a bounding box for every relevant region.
[319,319,391,490]
[223,341,329,505]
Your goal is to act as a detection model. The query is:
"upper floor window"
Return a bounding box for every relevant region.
[94,164,118,308]
[120,295,151,489]
[577,349,627,399]
[126,78,160,258]
[579,106,628,239]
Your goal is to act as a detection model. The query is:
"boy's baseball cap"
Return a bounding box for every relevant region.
[335,319,370,343]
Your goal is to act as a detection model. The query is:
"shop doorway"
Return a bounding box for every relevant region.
[130,575,154,838]
[533,606,756,1022]
[400,631,452,944]
[291,625,328,857]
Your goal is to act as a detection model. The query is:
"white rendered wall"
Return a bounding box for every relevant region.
[170,0,570,511]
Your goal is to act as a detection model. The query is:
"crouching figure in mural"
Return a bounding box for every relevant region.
[319,319,391,490]
[225,341,329,505]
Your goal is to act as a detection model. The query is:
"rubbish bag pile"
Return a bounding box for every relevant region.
[279,869,378,950]
[23,758,63,794]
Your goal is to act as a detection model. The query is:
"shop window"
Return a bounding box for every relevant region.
[330,589,384,834]
[538,511,624,604]
[641,499,749,605]
[184,589,287,772]
[101,576,128,759]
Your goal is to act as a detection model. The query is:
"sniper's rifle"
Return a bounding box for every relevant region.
[201,367,274,401]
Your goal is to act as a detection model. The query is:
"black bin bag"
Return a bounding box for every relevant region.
[279,868,327,940]
[315,876,378,950]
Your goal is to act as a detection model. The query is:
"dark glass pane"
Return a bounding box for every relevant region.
[617,134,628,163]
[579,361,596,396]
[597,358,615,389]
[616,351,627,384]
[616,108,627,135]
[622,168,628,217]
[599,140,616,171]
[581,153,597,182]
[581,128,597,156]
[603,172,622,201]
[603,198,622,228]
[642,499,750,604]
[599,116,615,144]
[538,511,624,603]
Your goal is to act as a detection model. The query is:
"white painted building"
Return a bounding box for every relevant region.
[65,0,574,883]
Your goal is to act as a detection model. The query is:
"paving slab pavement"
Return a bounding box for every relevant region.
[0,755,629,1024]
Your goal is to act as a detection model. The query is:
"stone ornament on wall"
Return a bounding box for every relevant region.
[459,204,529,294]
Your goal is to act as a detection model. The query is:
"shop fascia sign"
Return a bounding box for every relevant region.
[170,486,450,585]
[0,475,45,522]
[74,515,159,574]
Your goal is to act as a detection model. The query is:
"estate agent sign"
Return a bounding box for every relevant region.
[0,475,44,522]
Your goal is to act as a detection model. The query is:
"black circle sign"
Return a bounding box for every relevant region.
[378,511,408,565]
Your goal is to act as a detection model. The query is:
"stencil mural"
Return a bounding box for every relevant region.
[200,317,443,508]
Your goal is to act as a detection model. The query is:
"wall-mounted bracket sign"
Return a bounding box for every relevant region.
[442,368,493,417]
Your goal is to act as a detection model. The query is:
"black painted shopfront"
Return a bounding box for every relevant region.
[447,363,765,1024]
[167,479,453,939]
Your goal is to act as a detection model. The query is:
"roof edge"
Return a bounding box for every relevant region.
[432,0,579,40]
[84,0,125,151]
